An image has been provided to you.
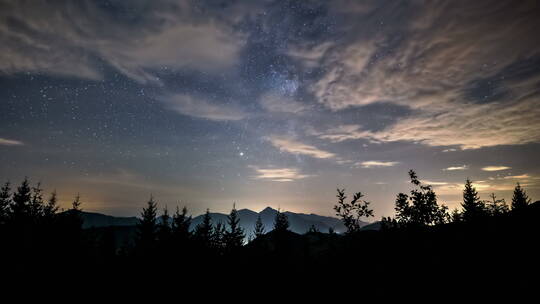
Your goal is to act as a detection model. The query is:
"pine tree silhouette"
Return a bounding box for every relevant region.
[158,206,171,243]
[10,178,32,222]
[194,208,213,247]
[136,196,158,255]
[43,190,59,218]
[29,182,44,220]
[485,193,509,216]
[172,206,191,242]
[253,214,265,239]
[224,204,245,249]
[511,183,531,211]
[461,179,486,221]
[212,221,226,249]
[0,182,11,224]
[273,209,289,233]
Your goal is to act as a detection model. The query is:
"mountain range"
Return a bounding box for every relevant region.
[80,207,374,234]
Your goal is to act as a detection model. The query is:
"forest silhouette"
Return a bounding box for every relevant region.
[0,170,537,292]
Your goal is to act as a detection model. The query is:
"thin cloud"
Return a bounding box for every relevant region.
[160,94,246,121]
[299,1,540,149]
[358,161,399,168]
[0,138,24,146]
[482,166,511,172]
[250,166,311,182]
[0,1,246,83]
[269,136,335,159]
[259,92,306,114]
[443,165,468,171]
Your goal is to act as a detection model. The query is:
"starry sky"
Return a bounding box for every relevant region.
[1,0,540,218]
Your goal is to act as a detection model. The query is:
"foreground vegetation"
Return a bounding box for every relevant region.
[0,170,537,291]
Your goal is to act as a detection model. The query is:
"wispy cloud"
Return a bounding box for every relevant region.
[298,2,540,149]
[443,165,468,171]
[269,136,335,159]
[160,94,246,121]
[358,161,399,168]
[503,174,531,180]
[0,1,247,83]
[0,138,24,146]
[250,166,311,182]
[259,92,306,114]
[482,166,511,172]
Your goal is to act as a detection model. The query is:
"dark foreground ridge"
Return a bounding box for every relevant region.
[0,171,538,294]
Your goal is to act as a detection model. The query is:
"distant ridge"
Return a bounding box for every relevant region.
[79,207,371,234]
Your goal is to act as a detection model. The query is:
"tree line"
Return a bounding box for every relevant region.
[0,169,535,277]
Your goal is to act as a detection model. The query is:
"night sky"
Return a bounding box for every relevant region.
[1,0,539,217]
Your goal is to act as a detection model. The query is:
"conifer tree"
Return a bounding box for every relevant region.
[10,178,32,222]
[212,222,226,249]
[511,183,531,211]
[273,209,289,233]
[253,214,265,239]
[172,206,191,242]
[0,182,11,224]
[29,182,45,220]
[485,193,509,216]
[461,179,486,221]
[194,209,213,247]
[43,190,59,218]
[136,196,158,254]
[157,206,171,243]
[224,204,245,249]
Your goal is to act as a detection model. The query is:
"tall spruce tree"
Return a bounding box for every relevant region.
[11,178,32,222]
[253,215,265,239]
[273,209,289,233]
[29,182,45,220]
[511,183,531,211]
[136,196,158,254]
[0,182,11,223]
[172,206,191,242]
[43,190,59,218]
[194,209,213,247]
[157,206,171,244]
[224,204,245,249]
[461,179,486,221]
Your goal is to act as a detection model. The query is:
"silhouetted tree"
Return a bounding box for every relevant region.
[461,179,486,221]
[29,182,44,220]
[43,190,59,218]
[451,208,462,223]
[273,209,289,233]
[394,170,449,226]
[308,224,319,233]
[194,209,213,247]
[334,188,374,233]
[511,183,530,211]
[212,222,226,249]
[224,204,245,249]
[10,178,32,222]
[157,206,171,243]
[485,193,509,216]
[136,196,158,255]
[253,215,265,239]
[172,206,191,241]
[0,182,11,224]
